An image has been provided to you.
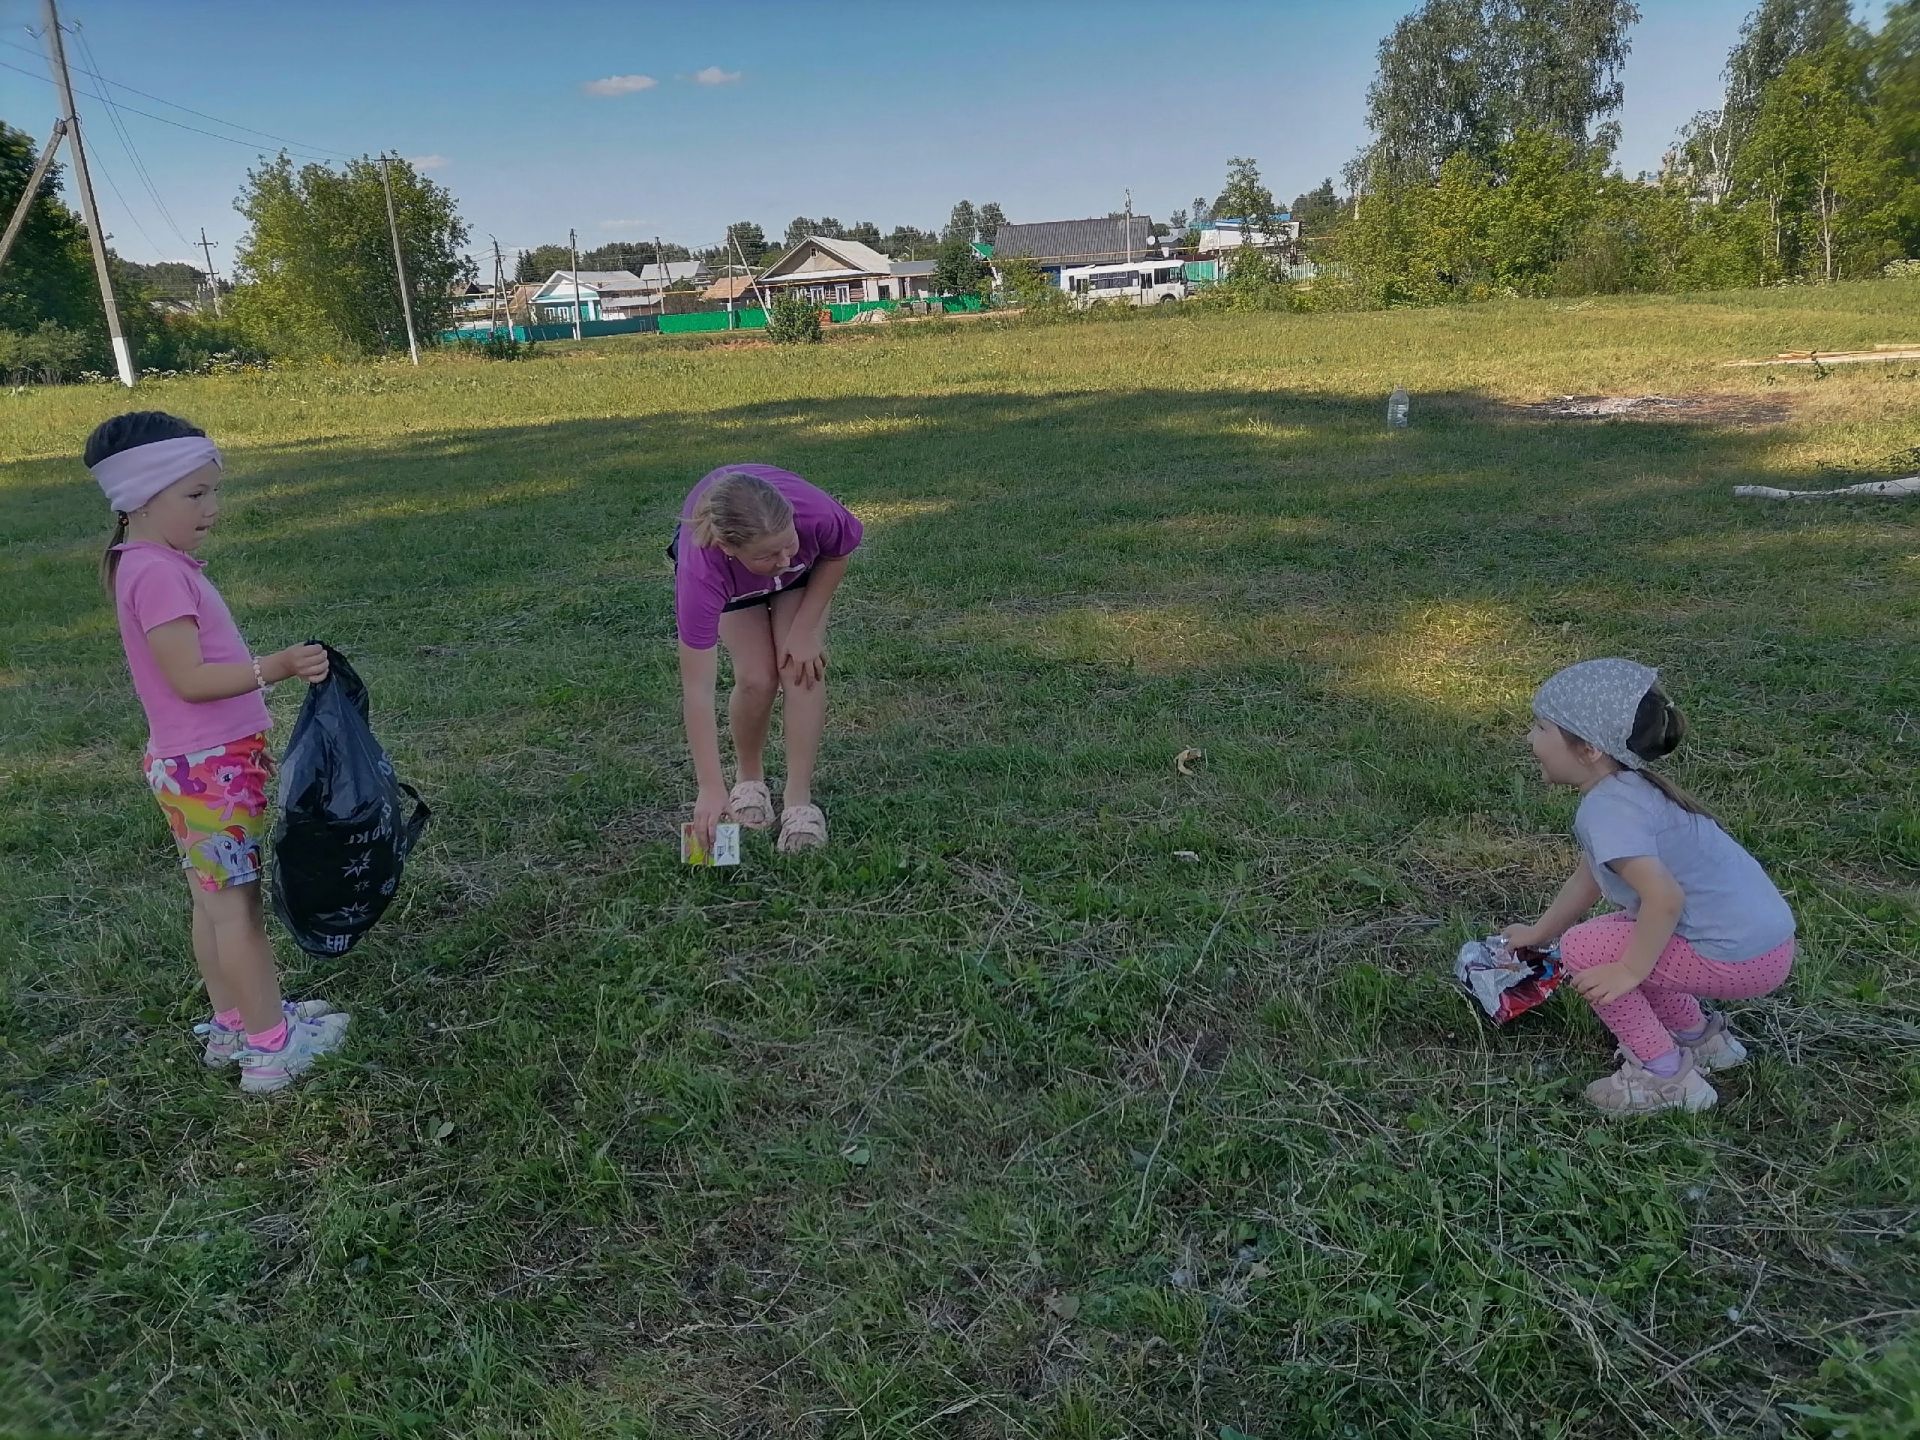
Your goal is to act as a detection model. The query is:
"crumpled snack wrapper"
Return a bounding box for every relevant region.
[1455,935,1563,1024]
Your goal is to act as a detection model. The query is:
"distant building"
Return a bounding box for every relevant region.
[1193,217,1302,254]
[752,237,939,303]
[987,216,1161,287]
[528,264,709,323]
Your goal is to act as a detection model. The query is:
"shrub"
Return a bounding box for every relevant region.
[144,312,273,375]
[452,330,532,361]
[1188,250,1298,312]
[0,322,90,385]
[766,291,824,345]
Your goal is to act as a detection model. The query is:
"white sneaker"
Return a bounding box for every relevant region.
[198,999,338,1068]
[1583,1050,1717,1117]
[1681,1012,1749,1073]
[235,1011,352,1096]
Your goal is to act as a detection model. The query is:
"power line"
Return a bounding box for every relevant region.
[0,57,349,163]
[3,35,355,159]
[84,142,165,256]
[72,22,193,250]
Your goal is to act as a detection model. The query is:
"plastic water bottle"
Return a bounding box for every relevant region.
[1388,385,1410,429]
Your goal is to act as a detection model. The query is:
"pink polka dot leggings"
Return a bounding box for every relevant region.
[1560,912,1795,1063]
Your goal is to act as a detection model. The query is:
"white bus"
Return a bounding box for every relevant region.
[1059,259,1190,307]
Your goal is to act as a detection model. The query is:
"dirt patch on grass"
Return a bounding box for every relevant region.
[1515,392,1791,426]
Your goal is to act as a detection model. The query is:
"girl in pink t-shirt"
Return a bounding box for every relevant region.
[89,411,349,1097]
[672,465,863,853]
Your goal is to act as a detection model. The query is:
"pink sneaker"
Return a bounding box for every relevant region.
[198,1000,339,1068]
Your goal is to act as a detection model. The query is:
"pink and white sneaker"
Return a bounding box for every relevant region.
[1681,1012,1750,1073]
[198,1000,342,1067]
[236,1011,353,1097]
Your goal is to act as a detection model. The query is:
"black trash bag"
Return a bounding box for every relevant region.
[271,644,429,956]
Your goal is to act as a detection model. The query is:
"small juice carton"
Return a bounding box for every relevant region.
[681,822,741,867]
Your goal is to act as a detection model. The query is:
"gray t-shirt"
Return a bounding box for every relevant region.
[1575,773,1795,962]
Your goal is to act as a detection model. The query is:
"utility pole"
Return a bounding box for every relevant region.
[1124,187,1133,263]
[196,227,223,315]
[567,226,582,340]
[730,226,765,322]
[378,153,420,365]
[0,119,66,274]
[490,235,507,335]
[41,0,133,387]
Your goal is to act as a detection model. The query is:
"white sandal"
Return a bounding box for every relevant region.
[777,803,828,853]
[728,780,775,829]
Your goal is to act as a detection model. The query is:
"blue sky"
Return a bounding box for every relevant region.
[0,0,1828,271]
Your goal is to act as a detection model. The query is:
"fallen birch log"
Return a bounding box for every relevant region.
[1724,346,1920,367]
[1734,476,1920,500]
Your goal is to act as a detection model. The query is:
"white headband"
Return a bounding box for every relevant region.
[90,435,222,514]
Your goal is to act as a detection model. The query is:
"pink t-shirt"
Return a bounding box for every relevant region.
[673,464,862,650]
[113,542,271,757]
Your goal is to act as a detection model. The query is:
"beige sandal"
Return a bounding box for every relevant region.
[776,803,828,853]
[728,780,775,830]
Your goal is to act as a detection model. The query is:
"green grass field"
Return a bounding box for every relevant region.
[4,287,1918,1439]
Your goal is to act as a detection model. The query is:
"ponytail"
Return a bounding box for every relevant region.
[1558,686,1715,818]
[1639,767,1714,820]
[1626,687,1711,818]
[100,512,128,596]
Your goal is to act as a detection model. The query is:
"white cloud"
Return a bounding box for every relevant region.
[583,74,658,96]
[691,66,741,85]
[408,154,450,170]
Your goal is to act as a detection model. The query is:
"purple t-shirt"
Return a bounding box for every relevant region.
[673,464,862,649]
[113,541,271,757]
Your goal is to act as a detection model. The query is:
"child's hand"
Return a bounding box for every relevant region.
[269,643,330,685]
[1570,962,1641,1007]
[1500,922,1551,950]
[692,787,729,852]
[779,629,827,690]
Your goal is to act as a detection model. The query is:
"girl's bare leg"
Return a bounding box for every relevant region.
[194,883,283,1033]
[719,606,780,783]
[769,589,829,809]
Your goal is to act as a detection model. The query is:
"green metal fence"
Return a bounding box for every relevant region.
[441,317,660,343]
[447,294,990,344]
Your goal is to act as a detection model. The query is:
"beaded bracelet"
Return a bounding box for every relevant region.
[252,656,270,692]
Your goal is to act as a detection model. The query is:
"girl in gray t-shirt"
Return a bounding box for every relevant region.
[1503,659,1796,1118]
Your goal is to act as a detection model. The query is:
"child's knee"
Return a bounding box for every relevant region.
[198,878,263,928]
[733,665,779,706]
[1560,916,1629,970]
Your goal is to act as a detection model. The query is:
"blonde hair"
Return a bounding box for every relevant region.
[690,472,794,549]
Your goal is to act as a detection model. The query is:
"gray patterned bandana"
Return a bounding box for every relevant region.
[1532,658,1659,769]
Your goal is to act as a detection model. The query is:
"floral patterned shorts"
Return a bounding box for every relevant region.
[144,734,273,893]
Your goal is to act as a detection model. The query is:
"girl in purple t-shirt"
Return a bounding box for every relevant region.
[672,465,863,853]
[88,411,348,1097]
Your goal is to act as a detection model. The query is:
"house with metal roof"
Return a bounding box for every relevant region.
[529,264,708,323]
[529,270,647,324]
[752,236,940,304]
[986,216,1162,283]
